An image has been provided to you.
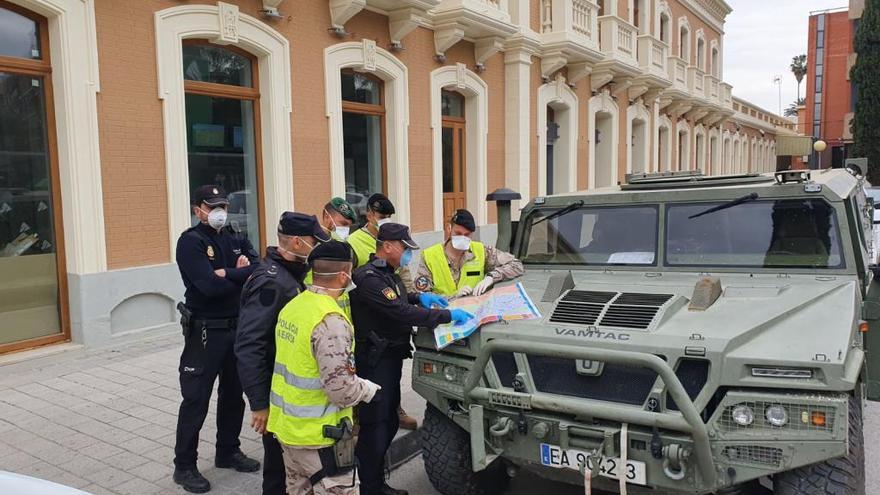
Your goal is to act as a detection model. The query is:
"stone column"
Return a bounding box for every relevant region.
[504,40,537,219]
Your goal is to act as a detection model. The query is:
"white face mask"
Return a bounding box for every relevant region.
[311,271,356,293]
[377,218,392,228]
[335,226,350,241]
[206,208,227,230]
[451,235,471,251]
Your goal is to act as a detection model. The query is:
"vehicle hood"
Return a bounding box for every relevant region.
[482,270,862,383]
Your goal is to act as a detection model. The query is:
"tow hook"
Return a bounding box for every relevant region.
[662,443,690,481]
[516,411,528,435]
[489,417,514,437]
[576,435,608,479]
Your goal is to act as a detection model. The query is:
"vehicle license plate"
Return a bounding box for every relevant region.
[539,443,647,486]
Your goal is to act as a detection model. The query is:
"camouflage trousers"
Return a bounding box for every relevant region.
[279,443,359,495]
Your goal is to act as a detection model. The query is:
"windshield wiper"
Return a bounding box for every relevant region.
[533,200,585,225]
[688,193,759,220]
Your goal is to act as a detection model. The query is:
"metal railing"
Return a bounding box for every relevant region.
[462,339,717,487]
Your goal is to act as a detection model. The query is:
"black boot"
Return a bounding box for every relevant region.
[215,449,261,472]
[379,484,409,495]
[173,467,211,493]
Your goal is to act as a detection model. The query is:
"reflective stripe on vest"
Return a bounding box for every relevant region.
[267,290,354,447]
[348,228,377,268]
[423,241,486,297]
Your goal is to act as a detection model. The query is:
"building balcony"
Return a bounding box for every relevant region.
[329,0,443,44]
[636,34,669,83]
[704,73,720,104]
[539,0,604,76]
[598,15,638,67]
[667,55,689,94]
[721,82,733,109]
[687,66,705,98]
[430,0,519,59]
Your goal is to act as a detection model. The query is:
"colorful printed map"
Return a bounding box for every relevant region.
[433,282,541,349]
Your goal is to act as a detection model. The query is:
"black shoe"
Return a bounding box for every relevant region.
[379,484,408,495]
[215,449,261,472]
[173,467,211,494]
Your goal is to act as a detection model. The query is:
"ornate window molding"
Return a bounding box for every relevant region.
[657,113,673,172]
[626,101,651,174]
[694,123,706,170]
[12,0,105,274]
[708,126,721,175]
[655,1,673,43]
[155,2,293,255]
[325,40,410,226]
[537,76,579,196]
[430,63,488,230]
[587,91,619,189]
[675,119,691,170]
[677,16,691,62]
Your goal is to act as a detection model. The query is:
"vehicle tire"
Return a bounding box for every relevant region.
[421,403,510,495]
[773,390,865,495]
[716,480,767,494]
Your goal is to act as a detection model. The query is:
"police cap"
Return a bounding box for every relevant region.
[328,197,358,223]
[308,240,354,267]
[367,193,395,215]
[378,223,419,249]
[192,185,228,207]
[450,209,476,232]
[278,212,331,242]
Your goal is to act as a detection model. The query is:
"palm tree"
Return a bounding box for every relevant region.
[790,54,807,100]
[784,97,806,117]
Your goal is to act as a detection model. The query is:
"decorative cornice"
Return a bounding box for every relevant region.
[678,0,730,33]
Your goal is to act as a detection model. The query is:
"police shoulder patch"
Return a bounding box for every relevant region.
[382,287,397,300]
[259,287,277,307]
[414,276,431,292]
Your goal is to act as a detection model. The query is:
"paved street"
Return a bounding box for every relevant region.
[0,330,879,494]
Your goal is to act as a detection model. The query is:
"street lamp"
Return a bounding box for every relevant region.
[814,139,827,169]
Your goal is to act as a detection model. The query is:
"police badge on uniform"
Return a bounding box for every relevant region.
[206,245,215,259]
[414,276,431,292]
[382,287,397,300]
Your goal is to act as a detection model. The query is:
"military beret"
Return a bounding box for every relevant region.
[328,197,358,223]
[278,212,331,242]
[367,193,395,215]
[378,223,419,249]
[308,240,354,266]
[450,209,476,232]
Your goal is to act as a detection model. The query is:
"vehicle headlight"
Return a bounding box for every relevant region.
[731,405,755,426]
[443,364,459,382]
[765,405,789,427]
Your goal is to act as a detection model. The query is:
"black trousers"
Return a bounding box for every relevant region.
[174,326,245,469]
[262,433,287,495]
[355,355,403,494]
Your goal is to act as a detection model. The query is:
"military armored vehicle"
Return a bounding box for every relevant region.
[412,167,877,494]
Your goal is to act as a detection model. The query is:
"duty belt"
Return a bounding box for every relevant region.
[191,317,237,331]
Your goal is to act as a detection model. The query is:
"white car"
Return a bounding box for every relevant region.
[0,471,92,495]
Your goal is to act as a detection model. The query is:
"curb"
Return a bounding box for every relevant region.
[387,429,422,470]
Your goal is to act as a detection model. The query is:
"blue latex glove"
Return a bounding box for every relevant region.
[419,293,449,309]
[449,309,475,325]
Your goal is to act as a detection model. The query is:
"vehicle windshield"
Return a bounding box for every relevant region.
[522,205,659,265]
[665,199,844,268]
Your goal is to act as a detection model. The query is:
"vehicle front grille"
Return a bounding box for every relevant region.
[667,359,710,411]
[549,290,674,330]
[718,402,836,432]
[722,445,783,467]
[526,355,658,406]
[492,352,518,388]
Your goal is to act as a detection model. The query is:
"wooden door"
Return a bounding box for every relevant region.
[441,119,466,222]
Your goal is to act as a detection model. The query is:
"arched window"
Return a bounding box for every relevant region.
[441,90,466,220]
[711,46,719,77]
[183,41,263,246]
[679,24,690,61]
[659,13,670,43]
[696,36,705,70]
[0,0,69,350]
[341,70,386,222]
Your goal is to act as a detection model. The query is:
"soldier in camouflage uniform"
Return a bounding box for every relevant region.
[267,241,381,495]
[406,209,524,297]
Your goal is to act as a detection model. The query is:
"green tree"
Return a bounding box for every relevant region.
[851,0,880,183]
[790,54,807,100]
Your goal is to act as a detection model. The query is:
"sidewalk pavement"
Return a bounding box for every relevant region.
[0,330,425,495]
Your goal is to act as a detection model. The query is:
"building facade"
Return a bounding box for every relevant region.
[803,3,862,169]
[0,0,791,352]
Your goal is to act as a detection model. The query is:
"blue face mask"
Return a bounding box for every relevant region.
[400,248,413,267]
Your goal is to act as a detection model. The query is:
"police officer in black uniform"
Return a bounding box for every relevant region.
[235,212,329,495]
[174,185,262,493]
[350,223,473,495]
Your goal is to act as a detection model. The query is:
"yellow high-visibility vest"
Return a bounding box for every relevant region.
[267,290,353,446]
[422,241,485,296]
[347,228,377,269]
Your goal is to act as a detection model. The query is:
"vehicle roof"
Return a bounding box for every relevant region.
[539,169,861,203]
